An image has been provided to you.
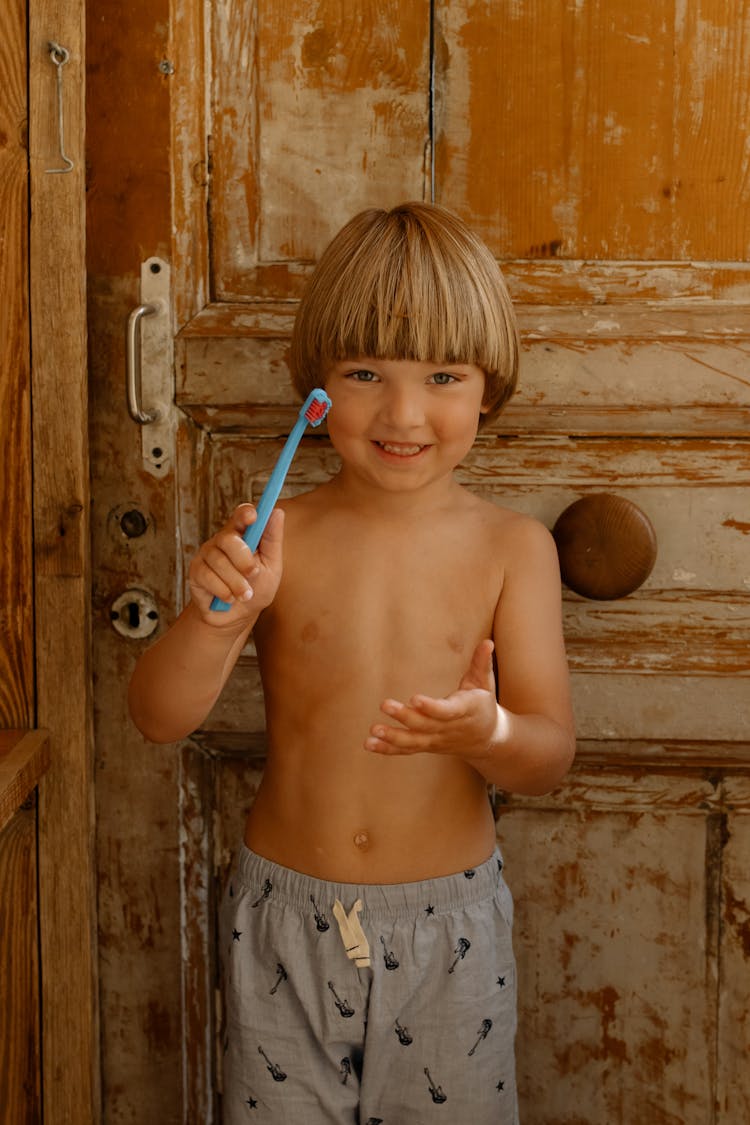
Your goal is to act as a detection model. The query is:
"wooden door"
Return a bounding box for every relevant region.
[87,2,750,1121]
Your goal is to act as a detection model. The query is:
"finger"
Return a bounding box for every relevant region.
[196,548,254,602]
[212,526,258,576]
[230,502,258,532]
[459,639,496,693]
[405,694,467,722]
[365,724,432,755]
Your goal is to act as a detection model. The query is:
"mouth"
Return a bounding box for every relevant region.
[374,441,428,458]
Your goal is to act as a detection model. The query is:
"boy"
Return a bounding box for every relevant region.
[129,202,575,1123]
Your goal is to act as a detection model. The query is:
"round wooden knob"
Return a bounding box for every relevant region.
[552,494,657,600]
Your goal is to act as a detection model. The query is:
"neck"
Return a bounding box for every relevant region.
[325,466,462,520]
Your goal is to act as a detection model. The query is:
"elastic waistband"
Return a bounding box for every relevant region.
[233,844,505,920]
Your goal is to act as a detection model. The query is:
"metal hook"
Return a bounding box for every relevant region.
[46,41,74,174]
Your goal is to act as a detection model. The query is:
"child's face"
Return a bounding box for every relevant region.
[323,357,488,494]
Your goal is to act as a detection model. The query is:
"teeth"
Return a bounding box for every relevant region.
[380,442,424,456]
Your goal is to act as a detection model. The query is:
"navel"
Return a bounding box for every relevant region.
[353,830,371,852]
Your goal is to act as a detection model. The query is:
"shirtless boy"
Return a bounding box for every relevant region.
[129,202,575,1124]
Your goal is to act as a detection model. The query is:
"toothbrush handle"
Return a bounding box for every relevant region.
[209,416,307,612]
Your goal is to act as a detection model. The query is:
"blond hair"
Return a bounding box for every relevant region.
[290,202,519,424]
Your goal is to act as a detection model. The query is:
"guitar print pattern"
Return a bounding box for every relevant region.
[220,848,518,1124]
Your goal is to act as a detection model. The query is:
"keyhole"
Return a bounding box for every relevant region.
[127,601,140,630]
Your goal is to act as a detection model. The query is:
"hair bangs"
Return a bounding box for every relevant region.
[290,203,519,423]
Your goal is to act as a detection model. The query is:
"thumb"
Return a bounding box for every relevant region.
[258,507,285,568]
[459,639,496,694]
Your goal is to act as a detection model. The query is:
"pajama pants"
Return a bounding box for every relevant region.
[220,844,519,1124]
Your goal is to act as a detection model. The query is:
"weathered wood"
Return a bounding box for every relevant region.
[0,803,42,1123]
[0,0,33,730]
[177,304,750,437]
[0,730,50,832]
[435,0,750,262]
[718,796,750,1122]
[500,797,716,1121]
[86,0,188,1115]
[29,1,99,1121]
[209,0,431,298]
[95,0,750,1119]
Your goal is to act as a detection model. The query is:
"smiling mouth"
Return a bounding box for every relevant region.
[375,441,427,457]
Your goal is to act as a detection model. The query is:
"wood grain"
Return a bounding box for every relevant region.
[0,730,50,832]
[0,804,41,1123]
[0,0,33,729]
[29,2,99,1121]
[435,0,750,261]
[209,0,431,299]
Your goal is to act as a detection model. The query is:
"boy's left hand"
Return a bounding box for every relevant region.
[365,639,502,762]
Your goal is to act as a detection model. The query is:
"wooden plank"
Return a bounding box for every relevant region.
[209,0,431,298]
[178,744,216,1122]
[176,302,750,436]
[435,0,750,262]
[0,730,50,832]
[0,803,42,1122]
[0,0,34,729]
[717,780,750,1121]
[200,435,750,588]
[499,800,716,1122]
[171,0,209,329]
[28,2,99,1121]
[86,0,186,1114]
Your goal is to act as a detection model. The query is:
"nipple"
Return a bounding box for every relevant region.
[353,830,370,852]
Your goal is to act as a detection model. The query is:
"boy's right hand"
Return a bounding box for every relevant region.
[188,503,284,624]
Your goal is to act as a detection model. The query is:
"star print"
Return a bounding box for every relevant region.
[245,1096,258,1107]
[497,976,506,987]
[496,1080,505,1092]
[232,929,242,942]
[424,904,435,915]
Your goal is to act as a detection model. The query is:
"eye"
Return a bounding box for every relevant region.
[430,371,459,385]
[346,369,379,383]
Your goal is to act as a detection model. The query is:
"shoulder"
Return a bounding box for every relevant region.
[470,493,556,554]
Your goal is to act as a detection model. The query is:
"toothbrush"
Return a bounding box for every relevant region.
[210,388,332,611]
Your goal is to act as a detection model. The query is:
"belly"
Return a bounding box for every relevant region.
[244,737,497,882]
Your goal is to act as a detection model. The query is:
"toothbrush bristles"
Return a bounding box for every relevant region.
[305,398,329,424]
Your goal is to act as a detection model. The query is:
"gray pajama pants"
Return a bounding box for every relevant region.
[220,844,519,1124]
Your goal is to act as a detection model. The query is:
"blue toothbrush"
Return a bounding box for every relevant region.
[210,388,332,611]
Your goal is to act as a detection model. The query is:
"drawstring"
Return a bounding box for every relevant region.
[332,899,371,968]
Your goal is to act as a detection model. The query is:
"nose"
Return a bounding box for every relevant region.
[379,384,425,431]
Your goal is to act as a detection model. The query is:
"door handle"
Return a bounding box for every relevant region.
[124,258,174,477]
[126,302,161,423]
[552,494,657,600]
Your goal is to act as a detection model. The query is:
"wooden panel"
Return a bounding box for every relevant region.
[0,802,41,1123]
[435,0,750,261]
[29,0,99,1121]
[86,3,192,1114]
[0,0,33,729]
[718,776,750,1122]
[499,770,719,1124]
[176,301,750,436]
[209,0,431,299]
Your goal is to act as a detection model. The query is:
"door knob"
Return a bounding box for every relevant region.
[552,494,657,600]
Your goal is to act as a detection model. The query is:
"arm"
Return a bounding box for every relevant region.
[365,518,575,795]
[128,505,284,743]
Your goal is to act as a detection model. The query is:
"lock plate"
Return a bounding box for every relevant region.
[139,257,175,478]
[110,588,160,639]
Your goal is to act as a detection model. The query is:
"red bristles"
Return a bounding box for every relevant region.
[305,398,329,423]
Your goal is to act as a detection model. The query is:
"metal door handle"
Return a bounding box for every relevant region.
[126,302,161,423]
